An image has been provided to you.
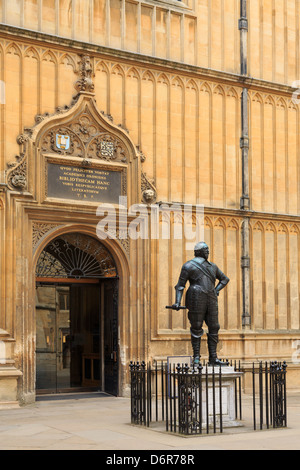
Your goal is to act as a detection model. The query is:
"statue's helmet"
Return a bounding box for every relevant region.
[194,242,208,253]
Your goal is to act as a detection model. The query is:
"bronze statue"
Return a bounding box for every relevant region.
[170,242,230,366]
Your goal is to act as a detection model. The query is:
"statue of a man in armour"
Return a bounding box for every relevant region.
[172,242,230,365]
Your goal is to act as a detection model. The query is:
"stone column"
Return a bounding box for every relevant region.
[239,0,248,76]
[239,1,251,329]
[240,88,250,211]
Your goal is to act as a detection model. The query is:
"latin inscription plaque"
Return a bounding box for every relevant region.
[47,163,122,203]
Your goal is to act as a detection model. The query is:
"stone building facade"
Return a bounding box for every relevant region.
[0,0,300,407]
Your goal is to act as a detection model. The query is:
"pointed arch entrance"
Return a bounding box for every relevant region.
[35,233,119,396]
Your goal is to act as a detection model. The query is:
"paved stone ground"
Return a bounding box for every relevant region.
[0,391,299,450]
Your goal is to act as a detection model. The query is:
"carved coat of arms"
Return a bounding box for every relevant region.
[56,134,70,150]
[100,141,115,158]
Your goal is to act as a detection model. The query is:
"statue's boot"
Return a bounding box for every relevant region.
[207,333,227,366]
[191,334,201,365]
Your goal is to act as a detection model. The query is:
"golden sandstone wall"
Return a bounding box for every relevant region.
[0,0,300,401]
[2,0,300,84]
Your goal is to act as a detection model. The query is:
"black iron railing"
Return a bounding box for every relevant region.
[251,361,287,430]
[129,360,287,435]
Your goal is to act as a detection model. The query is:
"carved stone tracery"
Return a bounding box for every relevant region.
[40,106,129,164]
[32,223,62,249]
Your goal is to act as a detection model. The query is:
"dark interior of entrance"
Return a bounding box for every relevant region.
[35,234,118,396]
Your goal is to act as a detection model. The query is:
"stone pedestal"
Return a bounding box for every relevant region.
[200,366,243,429]
[0,367,23,409]
[0,329,22,409]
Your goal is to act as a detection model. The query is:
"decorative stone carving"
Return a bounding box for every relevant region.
[88,133,127,162]
[11,174,27,190]
[141,172,157,204]
[6,77,85,192]
[74,55,95,94]
[117,230,130,256]
[6,97,80,192]
[136,145,146,163]
[7,137,28,192]
[35,113,50,125]
[138,146,156,204]
[6,54,136,196]
[41,127,84,157]
[142,188,156,205]
[81,158,92,168]
[99,138,115,159]
[40,108,129,163]
[32,223,62,249]
[100,111,113,122]
[16,134,29,146]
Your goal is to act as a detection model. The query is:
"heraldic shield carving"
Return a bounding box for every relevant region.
[6,54,157,206]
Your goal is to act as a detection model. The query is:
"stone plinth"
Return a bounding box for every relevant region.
[199,366,243,429]
[0,367,23,409]
[177,366,243,431]
[0,330,22,409]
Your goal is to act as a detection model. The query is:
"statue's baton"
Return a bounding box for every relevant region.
[165,306,187,310]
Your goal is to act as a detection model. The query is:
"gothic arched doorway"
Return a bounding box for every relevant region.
[35,233,119,396]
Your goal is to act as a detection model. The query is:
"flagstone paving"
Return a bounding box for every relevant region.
[0,392,299,450]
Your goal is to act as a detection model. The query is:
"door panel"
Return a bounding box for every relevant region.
[56,287,71,390]
[70,285,101,389]
[36,286,57,391]
[36,281,118,395]
[103,280,118,396]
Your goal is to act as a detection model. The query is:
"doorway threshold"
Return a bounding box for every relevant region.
[36,391,111,401]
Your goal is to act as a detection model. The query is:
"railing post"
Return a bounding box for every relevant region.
[146,362,151,427]
[206,364,209,434]
[173,364,177,433]
[141,361,146,426]
[155,361,158,422]
[252,362,256,430]
[129,361,134,424]
[270,362,273,426]
[165,363,169,432]
[219,366,223,433]
[239,360,242,420]
[161,361,164,422]
[199,364,203,434]
[169,365,173,433]
[212,365,216,433]
[259,361,263,430]
[265,362,269,429]
[283,362,287,427]
[185,365,189,435]
[176,364,182,434]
